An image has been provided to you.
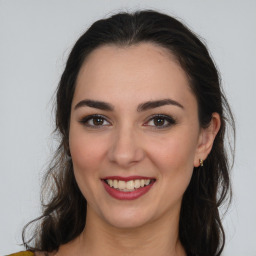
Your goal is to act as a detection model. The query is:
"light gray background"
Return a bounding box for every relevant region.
[1,0,255,255]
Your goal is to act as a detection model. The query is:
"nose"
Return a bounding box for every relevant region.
[107,126,145,168]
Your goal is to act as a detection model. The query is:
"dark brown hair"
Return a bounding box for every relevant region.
[23,10,235,256]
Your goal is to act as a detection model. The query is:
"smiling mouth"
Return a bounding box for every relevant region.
[103,178,155,192]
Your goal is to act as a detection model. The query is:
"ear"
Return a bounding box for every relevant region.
[194,113,221,167]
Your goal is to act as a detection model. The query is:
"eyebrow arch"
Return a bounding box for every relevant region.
[74,99,114,111]
[74,98,184,112]
[137,98,184,112]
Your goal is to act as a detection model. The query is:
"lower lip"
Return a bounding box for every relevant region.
[102,180,155,200]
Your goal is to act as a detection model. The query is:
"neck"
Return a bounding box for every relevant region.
[74,206,186,256]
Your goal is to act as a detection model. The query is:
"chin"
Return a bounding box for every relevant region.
[98,205,154,229]
[107,216,151,230]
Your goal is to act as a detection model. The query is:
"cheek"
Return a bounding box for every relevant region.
[69,127,109,205]
[68,127,110,203]
[149,132,198,172]
[69,128,107,173]
[146,131,198,197]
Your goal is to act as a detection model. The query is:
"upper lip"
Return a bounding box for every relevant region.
[102,176,156,182]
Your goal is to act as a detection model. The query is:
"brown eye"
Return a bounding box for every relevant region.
[79,115,111,128]
[92,117,104,126]
[144,114,176,129]
[153,117,165,126]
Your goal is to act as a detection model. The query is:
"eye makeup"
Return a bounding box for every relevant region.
[143,114,176,129]
[79,114,111,129]
[78,113,177,130]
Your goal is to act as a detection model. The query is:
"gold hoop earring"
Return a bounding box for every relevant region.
[199,159,204,167]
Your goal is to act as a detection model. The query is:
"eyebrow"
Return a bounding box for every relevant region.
[74,98,184,111]
[137,99,184,111]
[74,99,114,111]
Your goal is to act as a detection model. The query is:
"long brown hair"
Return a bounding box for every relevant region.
[23,10,235,256]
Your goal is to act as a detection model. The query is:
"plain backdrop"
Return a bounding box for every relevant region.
[1,0,256,255]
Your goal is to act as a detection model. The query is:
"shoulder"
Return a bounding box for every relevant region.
[7,252,34,256]
[7,252,54,256]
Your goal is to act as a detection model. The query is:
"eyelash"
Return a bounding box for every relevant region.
[79,114,111,129]
[144,114,176,129]
[79,114,176,129]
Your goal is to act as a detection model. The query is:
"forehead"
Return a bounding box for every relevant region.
[74,43,196,109]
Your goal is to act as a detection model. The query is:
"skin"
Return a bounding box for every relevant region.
[50,43,220,256]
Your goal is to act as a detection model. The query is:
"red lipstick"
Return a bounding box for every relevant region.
[101,176,156,200]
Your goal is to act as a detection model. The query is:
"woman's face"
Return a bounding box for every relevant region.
[69,43,206,228]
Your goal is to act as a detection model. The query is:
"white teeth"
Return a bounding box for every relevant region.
[113,180,118,189]
[106,179,152,191]
[108,179,113,187]
[145,180,150,185]
[134,179,141,189]
[118,180,126,190]
[126,180,134,190]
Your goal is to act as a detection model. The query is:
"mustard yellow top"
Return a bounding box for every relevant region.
[7,252,34,256]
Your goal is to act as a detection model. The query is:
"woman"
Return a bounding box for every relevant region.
[10,10,234,256]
